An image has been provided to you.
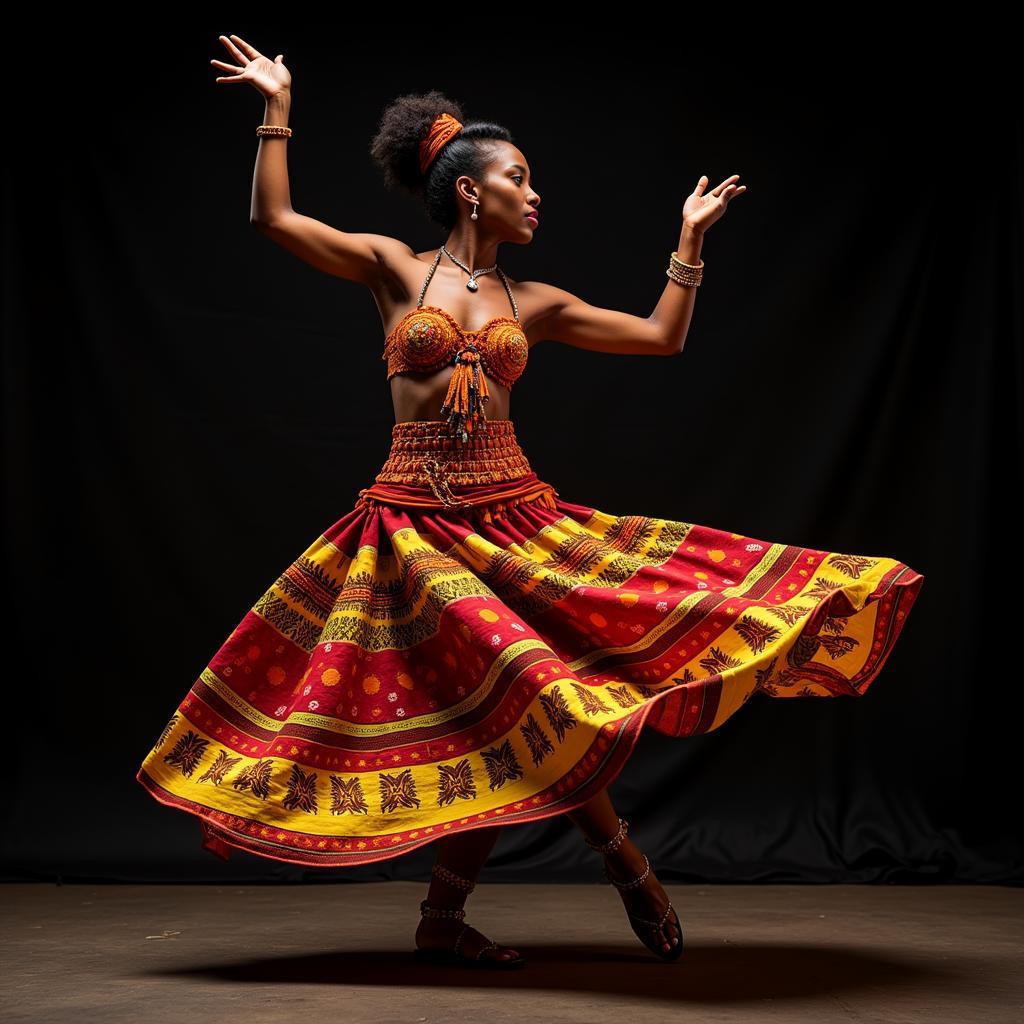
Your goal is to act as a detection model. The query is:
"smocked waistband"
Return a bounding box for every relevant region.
[375,418,532,486]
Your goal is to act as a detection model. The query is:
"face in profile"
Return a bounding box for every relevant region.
[463,141,541,242]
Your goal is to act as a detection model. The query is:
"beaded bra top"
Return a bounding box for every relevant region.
[382,248,529,440]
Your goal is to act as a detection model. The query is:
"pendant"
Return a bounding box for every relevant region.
[467,278,479,291]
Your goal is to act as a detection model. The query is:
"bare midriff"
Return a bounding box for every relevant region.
[389,367,511,424]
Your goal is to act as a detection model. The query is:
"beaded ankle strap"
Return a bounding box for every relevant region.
[604,852,652,891]
[419,898,466,921]
[432,862,476,893]
[584,816,630,855]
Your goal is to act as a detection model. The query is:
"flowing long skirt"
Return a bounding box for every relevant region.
[136,419,925,867]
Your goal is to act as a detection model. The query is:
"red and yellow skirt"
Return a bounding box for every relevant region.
[136,419,925,867]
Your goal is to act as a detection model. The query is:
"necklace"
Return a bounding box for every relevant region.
[441,244,499,292]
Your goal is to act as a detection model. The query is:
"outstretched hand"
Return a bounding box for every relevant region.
[682,174,747,234]
[211,34,291,99]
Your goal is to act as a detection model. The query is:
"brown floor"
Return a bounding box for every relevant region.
[2,882,1021,1023]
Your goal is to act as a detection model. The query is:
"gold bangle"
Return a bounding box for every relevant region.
[256,124,292,138]
[666,252,703,287]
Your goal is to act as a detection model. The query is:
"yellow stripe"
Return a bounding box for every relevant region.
[141,676,626,841]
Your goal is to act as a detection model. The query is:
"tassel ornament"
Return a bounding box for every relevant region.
[440,344,491,441]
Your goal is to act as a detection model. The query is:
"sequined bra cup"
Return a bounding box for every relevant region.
[382,250,529,441]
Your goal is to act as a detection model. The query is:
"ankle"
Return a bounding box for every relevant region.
[424,885,468,911]
[418,899,465,923]
[427,861,476,905]
[605,834,640,864]
[422,859,477,916]
[604,845,651,889]
[583,815,630,855]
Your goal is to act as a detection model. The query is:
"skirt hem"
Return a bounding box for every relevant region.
[135,676,706,869]
[135,560,923,870]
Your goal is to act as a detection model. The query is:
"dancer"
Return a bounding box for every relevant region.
[137,35,925,970]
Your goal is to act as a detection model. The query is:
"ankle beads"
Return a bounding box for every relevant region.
[432,862,476,892]
[584,817,651,891]
[584,816,630,854]
[420,861,505,961]
[605,853,652,891]
[419,899,466,920]
[420,862,477,920]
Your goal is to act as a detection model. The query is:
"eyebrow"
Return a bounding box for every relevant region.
[508,163,529,175]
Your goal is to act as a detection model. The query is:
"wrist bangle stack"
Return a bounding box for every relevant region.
[256,124,292,138]
[666,252,703,287]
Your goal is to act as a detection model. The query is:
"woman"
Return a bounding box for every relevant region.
[136,35,925,970]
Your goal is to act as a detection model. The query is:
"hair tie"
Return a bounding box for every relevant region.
[418,112,464,174]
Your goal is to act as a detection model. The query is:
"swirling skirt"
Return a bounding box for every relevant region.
[136,419,925,867]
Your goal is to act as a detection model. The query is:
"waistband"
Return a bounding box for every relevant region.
[373,418,533,487]
[354,418,559,521]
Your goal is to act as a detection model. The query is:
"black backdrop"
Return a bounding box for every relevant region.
[4,32,1021,885]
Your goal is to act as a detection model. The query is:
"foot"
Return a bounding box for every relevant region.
[415,911,522,963]
[603,836,682,956]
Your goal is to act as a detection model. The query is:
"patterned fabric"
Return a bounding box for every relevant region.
[136,418,925,867]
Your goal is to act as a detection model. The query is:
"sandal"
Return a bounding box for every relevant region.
[585,817,685,962]
[413,862,527,970]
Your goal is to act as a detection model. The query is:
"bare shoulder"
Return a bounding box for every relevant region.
[253,212,419,290]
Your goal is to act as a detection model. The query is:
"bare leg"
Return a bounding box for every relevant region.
[567,789,682,954]
[415,826,522,961]
[565,787,621,843]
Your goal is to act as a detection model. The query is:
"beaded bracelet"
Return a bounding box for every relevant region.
[256,124,292,138]
[666,252,704,287]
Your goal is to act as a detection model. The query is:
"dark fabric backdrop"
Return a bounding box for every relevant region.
[4,33,1021,884]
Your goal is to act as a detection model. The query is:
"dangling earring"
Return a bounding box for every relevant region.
[470,199,479,221]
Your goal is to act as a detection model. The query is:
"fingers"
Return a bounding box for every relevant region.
[711,174,741,197]
[687,171,750,211]
[723,183,747,203]
[696,173,747,200]
[217,34,248,65]
[210,57,246,83]
[228,33,264,60]
[210,59,245,73]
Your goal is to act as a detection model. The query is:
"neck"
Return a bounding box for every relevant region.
[442,226,501,272]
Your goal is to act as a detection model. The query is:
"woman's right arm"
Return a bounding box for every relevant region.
[213,34,412,287]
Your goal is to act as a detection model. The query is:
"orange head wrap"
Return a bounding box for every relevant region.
[418,112,464,175]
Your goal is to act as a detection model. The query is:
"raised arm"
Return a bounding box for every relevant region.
[529,174,745,356]
[212,34,413,287]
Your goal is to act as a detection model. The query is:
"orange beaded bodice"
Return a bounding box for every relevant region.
[382,249,529,441]
[383,305,528,388]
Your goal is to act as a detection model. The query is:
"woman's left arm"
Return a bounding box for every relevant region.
[528,173,745,356]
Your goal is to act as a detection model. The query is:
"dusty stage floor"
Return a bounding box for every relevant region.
[2,882,1021,1023]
